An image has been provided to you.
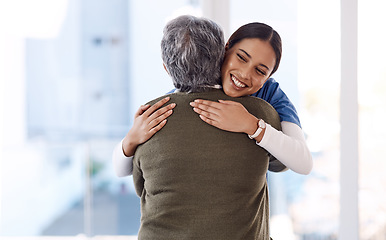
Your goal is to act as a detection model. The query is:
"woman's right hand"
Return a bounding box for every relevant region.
[122,96,176,157]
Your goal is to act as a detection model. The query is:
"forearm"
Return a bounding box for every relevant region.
[112,96,174,177]
[122,132,139,157]
[258,121,313,175]
[112,139,134,177]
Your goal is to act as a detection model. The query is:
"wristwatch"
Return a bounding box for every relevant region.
[248,119,266,139]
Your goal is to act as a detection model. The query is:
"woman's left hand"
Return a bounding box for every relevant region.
[190,99,258,134]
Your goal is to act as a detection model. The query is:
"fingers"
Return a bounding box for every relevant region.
[218,100,239,105]
[143,96,172,117]
[190,100,218,112]
[191,103,220,123]
[198,111,230,132]
[135,96,175,131]
[137,96,175,121]
[148,119,168,135]
[148,108,174,129]
[147,101,175,127]
[151,101,176,118]
[190,99,222,119]
[135,104,151,117]
[190,99,241,111]
[198,113,219,128]
[133,107,173,144]
[135,96,170,118]
[191,99,222,109]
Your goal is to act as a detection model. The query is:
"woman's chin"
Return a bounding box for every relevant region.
[223,87,243,98]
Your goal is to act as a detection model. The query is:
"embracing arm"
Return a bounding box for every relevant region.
[112,96,175,177]
[113,140,134,177]
[260,121,313,175]
[191,99,313,175]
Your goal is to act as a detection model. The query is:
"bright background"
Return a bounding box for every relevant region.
[0,0,385,239]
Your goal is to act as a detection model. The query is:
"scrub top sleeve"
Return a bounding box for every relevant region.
[254,78,302,128]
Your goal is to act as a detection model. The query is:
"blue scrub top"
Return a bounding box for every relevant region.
[251,78,301,128]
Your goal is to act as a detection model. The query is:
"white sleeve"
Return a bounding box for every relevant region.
[112,139,134,177]
[258,121,313,175]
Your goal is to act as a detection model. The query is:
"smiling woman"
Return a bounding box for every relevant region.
[191,21,313,175]
[221,38,276,97]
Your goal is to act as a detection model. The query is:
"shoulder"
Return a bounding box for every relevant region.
[254,78,302,127]
[145,92,176,106]
[252,78,282,102]
[263,77,280,90]
[251,78,291,108]
[146,89,228,109]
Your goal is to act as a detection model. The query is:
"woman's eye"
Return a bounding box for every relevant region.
[236,53,246,62]
[256,69,266,76]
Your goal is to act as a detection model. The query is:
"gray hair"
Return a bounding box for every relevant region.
[161,15,225,92]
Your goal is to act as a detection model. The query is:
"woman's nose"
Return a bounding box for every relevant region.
[240,68,252,81]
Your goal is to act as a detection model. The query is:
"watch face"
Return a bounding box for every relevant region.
[259,119,266,128]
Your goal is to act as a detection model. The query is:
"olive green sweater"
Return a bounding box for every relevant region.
[133,89,281,240]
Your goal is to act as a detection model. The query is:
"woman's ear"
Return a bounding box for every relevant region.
[223,42,230,59]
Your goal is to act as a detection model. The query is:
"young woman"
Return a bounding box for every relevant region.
[113,22,313,177]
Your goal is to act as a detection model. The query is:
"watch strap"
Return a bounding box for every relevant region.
[248,119,266,139]
[248,127,263,139]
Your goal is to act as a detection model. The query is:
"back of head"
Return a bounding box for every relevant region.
[227,22,282,76]
[161,15,225,92]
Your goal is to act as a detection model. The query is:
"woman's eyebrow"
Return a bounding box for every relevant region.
[239,49,270,70]
[259,64,270,71]
[239,49,251,58]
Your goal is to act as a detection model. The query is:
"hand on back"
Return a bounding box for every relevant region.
[122,97,176,157]
[190,99,258,135]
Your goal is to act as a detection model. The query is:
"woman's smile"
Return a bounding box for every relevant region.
[231,74,247,88]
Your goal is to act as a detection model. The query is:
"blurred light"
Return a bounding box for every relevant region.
[165,5,203,24]
[0,0,69,39]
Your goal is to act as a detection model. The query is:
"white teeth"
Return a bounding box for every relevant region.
[231,75,246,88]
